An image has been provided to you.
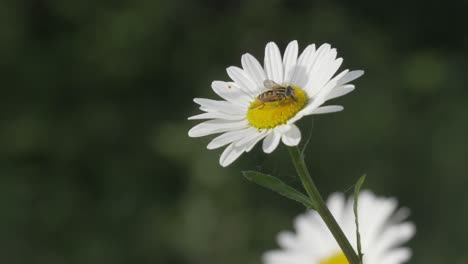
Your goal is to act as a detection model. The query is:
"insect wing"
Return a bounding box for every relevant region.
[263,79,282,89]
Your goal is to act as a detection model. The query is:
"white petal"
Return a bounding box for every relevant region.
[264,42,284,83]
[292,44,316,87]
[235,129,266,146]
[293,211,332,254]
[263,250,313,264]
[188,112,245,120]
[326,193,346,224]
[188,119,248,137]
[211,81,252,106]
[281,124,301,146]
[325,84,355,101]
[287,84,338,124]
[193,98,245,115]
[304,47,338,96]
[379,248,412,264]
[305,44,332,76]
[219,129,269,166]
[241,53,266,90]
[293,69,349,119]
[389,207,411,224]
[306,57,343,97]
[337,70,365,86]
[275,124,292,134]
[207,127,255,149]
[262,130,281,153]
[293,43,332,93]
[219,143,247,167]
[308,47,336,77]
[276,231,299,249]
[286,111,304,125]
[226,66,258,94]
[285,112,303,125]
[310,105,344,115]
[283,40,298,84]
[358,194,399,251]
[341,196,359,244]
[372,223,416,257]
[246,130,269,152]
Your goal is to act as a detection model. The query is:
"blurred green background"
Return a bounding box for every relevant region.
[1,0,468,263]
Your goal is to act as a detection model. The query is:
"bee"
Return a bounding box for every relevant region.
[249,80,297,109]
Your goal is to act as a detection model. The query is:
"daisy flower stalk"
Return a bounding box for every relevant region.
[264,190,416,264]
[188,41,364,263]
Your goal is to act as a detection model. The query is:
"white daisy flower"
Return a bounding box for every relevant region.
[188,41,364,167]
[263,190,416,264]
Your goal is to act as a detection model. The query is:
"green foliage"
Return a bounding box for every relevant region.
[242,171,316,209]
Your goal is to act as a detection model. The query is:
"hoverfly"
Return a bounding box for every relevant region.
[249,80,297,109]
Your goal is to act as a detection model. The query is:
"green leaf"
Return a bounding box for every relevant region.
[353,175,366,263]
[242,171,316,210]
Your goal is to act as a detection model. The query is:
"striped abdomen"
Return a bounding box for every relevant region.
[257,88,287,102]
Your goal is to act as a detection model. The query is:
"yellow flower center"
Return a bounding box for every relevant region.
[246,85,307,129]
[319,252,348,264]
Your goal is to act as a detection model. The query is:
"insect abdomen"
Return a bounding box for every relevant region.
[258,88,286,102]
[257,90,272,100]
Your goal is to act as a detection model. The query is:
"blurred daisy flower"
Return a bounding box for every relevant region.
[188,41,364,167]
[263,190,416,264]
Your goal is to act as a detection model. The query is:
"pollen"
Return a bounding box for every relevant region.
[319,252,348,264]
[246,85,307,129]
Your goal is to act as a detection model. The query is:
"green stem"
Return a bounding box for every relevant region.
[288,146,360,264]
